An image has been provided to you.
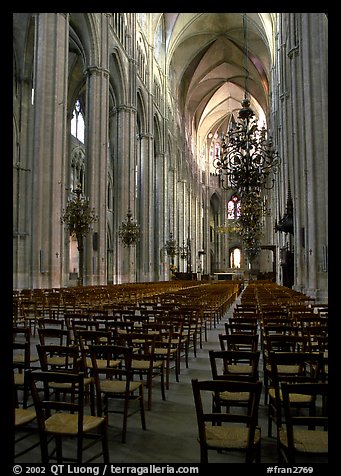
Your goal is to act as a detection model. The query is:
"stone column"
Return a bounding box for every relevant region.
[113,105,135,283]
[137,132,153,282]
[31,13,69,288]
[84,64,109,285]
[300,13,328,301]
[82,14,110,286]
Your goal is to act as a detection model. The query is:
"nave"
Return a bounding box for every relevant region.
[13,282,328,465]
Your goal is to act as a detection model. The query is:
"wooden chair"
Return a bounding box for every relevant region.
[105,320,135,344]
[14,373,39,461]
[163,313,189,370]
[305,324,328,353]
[38,317,65,332]
[279,382,328,463]
[27,369,109,463]
[37,328,72,367]
[13,327,39,407]
[209,349,260,412]
[36,343,96,416]
[75,329,113,373]
[182,306,206,349]
[191,379,262,463]
[219,333,259,353]
[225,322,258,336]
[38,327,71,347]
[20,299,39,335]
[181,308,200,357]
[267,351,324,439]
[89,344,146,443]
[142,322,179,390]
[262,333,306,405]
[122,332,166,410]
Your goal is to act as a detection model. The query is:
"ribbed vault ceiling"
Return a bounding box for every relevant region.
[163,13,274,160]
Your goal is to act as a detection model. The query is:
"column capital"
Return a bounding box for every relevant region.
[287,45,300,59]
[112,104,137,114]
[138,132,153,139]
[84,65,110,78]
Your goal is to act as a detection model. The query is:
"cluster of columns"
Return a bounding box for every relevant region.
[272,13,328,301]
[13,13,328,302]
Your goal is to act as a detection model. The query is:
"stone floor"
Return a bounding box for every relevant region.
[14,296,328,465]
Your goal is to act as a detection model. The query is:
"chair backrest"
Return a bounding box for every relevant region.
[76,329,112,347]
[28,369,85,432]
[209,349,260,380]
[265,334,306,353]
[13,326,31,344]
[269,351,325,385]
[191,379,262,460]
[262,323,298,337]
[229,317,258,325]
[306,325,328,352]
[38,317,64,330]
[88,344,135,413]
[36,343,82,372]
[142,322,173,339]
[280,381,328,462]
[72,319,99,335]
[76,329,112,366]
[225,322,258,335]
[38,327,71,346]
[122,332,157,359]
[218,333,259,352]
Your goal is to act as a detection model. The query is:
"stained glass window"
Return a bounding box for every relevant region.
[71,99,84,143]
[227,194,240,219]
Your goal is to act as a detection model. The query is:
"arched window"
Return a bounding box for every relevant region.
[71,99,84,143]
[154,15,165,68]
[227,194,241,220]
[230,247,241,268]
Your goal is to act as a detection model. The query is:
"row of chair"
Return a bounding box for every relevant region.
[13,281,242,335]
[13,283,240,463]
[13,280,328,464]
[192,288,328,464]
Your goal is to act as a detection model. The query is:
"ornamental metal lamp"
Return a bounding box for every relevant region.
[212,14,280,261]
[179,238,192,273]
[118,208,141,247]
[213,15,279,196]
[213,97,280,196]
[61,184,98,285]
[164,233,179,278]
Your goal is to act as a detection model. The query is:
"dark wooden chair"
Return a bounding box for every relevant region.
[191,378,262,463]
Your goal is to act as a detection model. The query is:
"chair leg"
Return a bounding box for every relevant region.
[200,446,208,464]
[139,387,146,430]
[267,412,273,437]
[40,433,49,464]
[160,365,166,401]
[175,352,180,382]
[101,421,109,463]
[165,358,170,390]
[56,436,63,463]
[147,374,153,411]
[122,399,129,443]
[185,342,189,368]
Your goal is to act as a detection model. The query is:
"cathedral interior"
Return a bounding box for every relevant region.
[11,13,328,467]
[13,13,328,300]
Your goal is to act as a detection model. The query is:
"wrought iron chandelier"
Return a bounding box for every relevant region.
[212,14,280,262]
[118,208,141,247]
[61,184,98,285]
[164,233,179,259]
[179,238,192,273]
[212,15,279,196]
[61,184,98,238]
[164,233,179,277]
